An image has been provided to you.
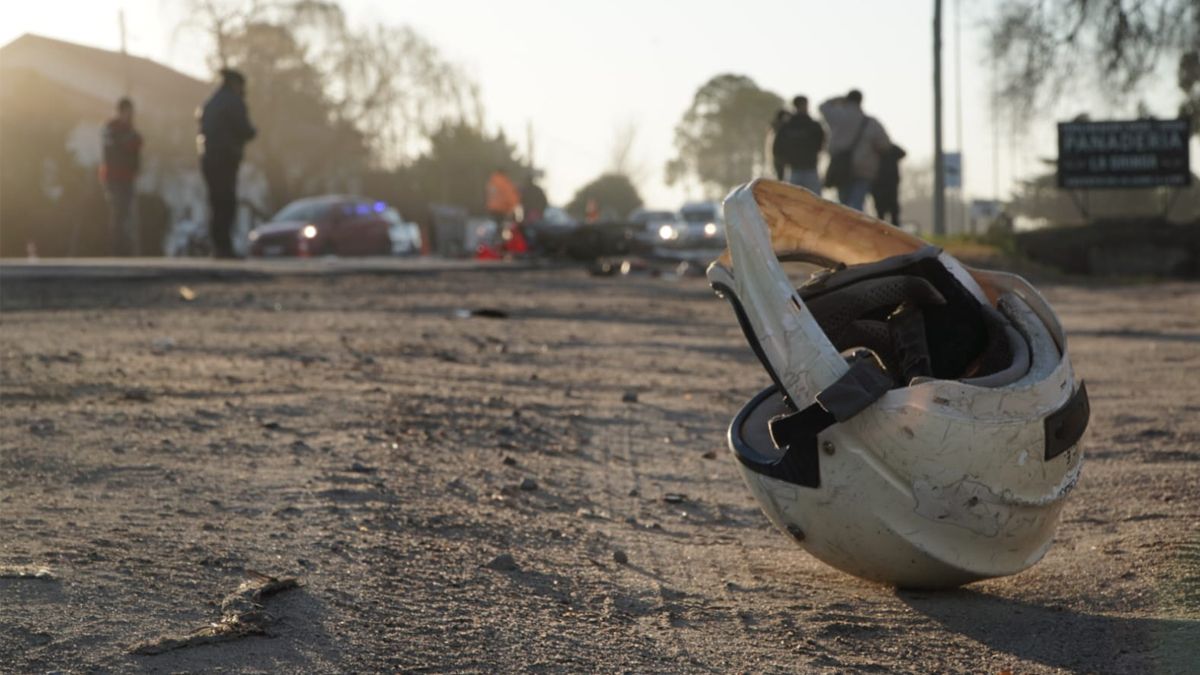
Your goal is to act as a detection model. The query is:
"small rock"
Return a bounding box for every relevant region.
[123,388,153,402]
[178,286,197,302]
[261,420,281,430]
[663,493,687,504]
[613,550,629,565]
[519,477,538,491]
[29,419,55,436]
[350,462,376,474]
[701,450,718,460]
[622,391,639,403]
[576,507,609,520]
[628,488,639,497]
[501,456,518,466]
[485,553,518,571]
[150,337,176,354]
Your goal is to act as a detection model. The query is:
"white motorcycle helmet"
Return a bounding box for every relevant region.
[708,180,1089,589]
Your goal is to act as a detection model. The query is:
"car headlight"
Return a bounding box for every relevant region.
[302,224,318,239]
[658,224,677,240]
[704,222,718,237]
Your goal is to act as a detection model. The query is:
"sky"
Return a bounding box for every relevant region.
[0,0,1189,208]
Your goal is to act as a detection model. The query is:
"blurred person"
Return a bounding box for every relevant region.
[773,95,825,193]
[766,109,792,180]
[486,168,521,226]
[99,97,143,256]
[820,89,892,211]
[198,69,257,259]
[521,173,548,224]
[872,143,907,226]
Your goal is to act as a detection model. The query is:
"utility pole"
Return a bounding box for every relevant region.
[526,119,536,176]
[954,0,968,233]
[118,9,131,96]
[933,0,946,237]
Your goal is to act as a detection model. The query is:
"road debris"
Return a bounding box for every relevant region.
[518,477,539,491]
[485,553,518,572]
[128,572,301,655]
[454,308,509,319]
[0,565,55,580]
[663,493,687,504]
[622,391,639,403]
[612,550,629,565]
[178,286,197,302]
[122,388,153,402]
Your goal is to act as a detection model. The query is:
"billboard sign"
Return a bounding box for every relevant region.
[1057,119,1192,189]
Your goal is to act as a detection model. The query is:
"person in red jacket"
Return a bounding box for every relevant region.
[486,168,522,225]
[99,97,143,256]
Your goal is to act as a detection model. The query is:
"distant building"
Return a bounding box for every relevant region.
[0,34,267,256]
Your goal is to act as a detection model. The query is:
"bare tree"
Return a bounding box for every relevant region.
[607,120,645,182]
[989,0,1199,131]
[178,0,480,170]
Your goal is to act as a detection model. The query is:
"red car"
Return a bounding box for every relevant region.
[248,195,409,257]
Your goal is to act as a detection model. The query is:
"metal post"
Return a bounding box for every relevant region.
[119,9,131,96]
[933,0,946,237]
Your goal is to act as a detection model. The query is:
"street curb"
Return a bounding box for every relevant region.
[0,257,548,282]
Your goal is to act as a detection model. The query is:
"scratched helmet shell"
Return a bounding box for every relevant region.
[708,180,1089,589]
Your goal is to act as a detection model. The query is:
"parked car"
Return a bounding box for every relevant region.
[628,208,685,248]
[670,201,726,248]
[248,195,415,257]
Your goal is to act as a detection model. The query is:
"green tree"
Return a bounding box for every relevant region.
[989,0,1199,134]
[386,123,525,217]
[665,74,783,196]
[566,173,643,220]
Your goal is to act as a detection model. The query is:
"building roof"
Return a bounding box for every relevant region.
[0,33,211,120]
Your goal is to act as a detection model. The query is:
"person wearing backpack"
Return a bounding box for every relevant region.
[820,90,892,211]
[772,96,825,193]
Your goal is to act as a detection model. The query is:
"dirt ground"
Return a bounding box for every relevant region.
[1,265,1197,674]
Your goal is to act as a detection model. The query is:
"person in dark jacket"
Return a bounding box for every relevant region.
[872,143,907,226]
[520,174,548,224]
[198,69,256,258]
[767,109,792,180]
[100,97,143,256]
[772,96,825,193]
